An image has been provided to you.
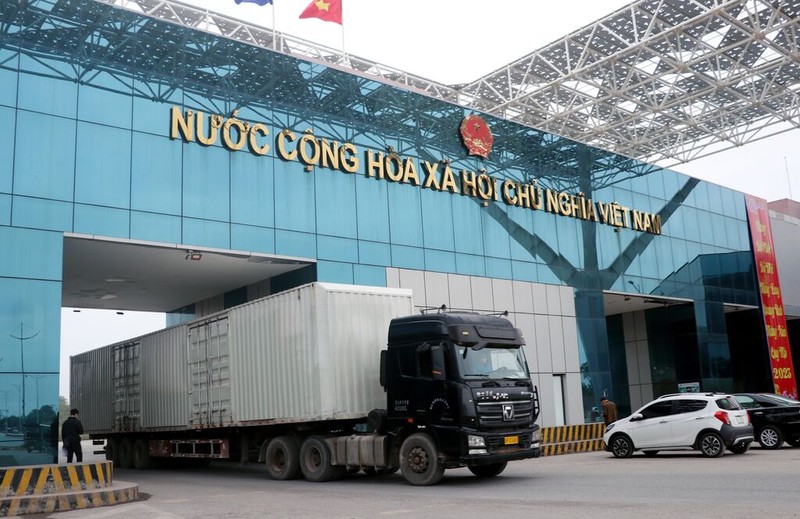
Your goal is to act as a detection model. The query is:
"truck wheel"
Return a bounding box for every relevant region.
[399,433,444,486]
[300,436,345,482]
[117,438,134,468]
[106,438,118,464]
[133,438,152,469]
[265,436,301,480]
[468,462,507,478]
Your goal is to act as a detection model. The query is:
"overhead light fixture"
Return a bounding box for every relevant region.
[185,250,203,261]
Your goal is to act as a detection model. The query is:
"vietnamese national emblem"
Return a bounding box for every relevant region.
[459,114,494,158]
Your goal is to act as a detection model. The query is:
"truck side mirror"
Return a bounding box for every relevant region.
[431,344,446,381]
[380,350,387,388]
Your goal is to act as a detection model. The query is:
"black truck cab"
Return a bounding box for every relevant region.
[380,311,541,482]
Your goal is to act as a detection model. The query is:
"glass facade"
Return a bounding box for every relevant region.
[0,0,764,464]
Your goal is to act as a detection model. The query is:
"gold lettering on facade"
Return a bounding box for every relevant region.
[168,107,663,235]
[423,161,441,190]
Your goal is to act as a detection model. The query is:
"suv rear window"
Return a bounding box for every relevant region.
[676,400,707,413]
[715,397,742,410]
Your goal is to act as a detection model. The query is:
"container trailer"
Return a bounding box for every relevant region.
[71,282,541,485]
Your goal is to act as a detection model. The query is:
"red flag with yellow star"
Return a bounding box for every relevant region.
[299,0,342,24]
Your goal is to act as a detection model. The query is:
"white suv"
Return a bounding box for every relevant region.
[604,392,754,458]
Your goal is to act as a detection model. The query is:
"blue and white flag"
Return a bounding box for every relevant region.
[234,0,273,5]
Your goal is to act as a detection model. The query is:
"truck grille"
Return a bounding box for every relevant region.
[477,399,534,426]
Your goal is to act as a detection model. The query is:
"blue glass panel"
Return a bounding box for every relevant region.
[131,212,181,244]
[482,207,511,260]
[17,65,77,119]
[682,207,701,242]
[0,106,14,193]
[275,229,316,258]
[456,253,485,277]
[230,224,274,254]
[0,276,61,467]
[355,174,390,242]
[452,196,483,255]
[706,183,724,214]
[420,188,454,251]
[391,244,424,270]
[73,204,129,238]
[485,257,512,279]
[12,196,72,233]
[14,112,75,200]
[274,159,315,233]
[646,171,666,201]
[0,194,9,225]
[131,84,183,136]
[78,83,132,129]
[511,260,537,282]
[711,214,728,249]
[358,241,391,266]
[182,218,229,250]
[508,208,535,262]
[318,235,358,263]
[317,260,354,284]
[315,168,357,238]
[231,152,274,228]
[554,216,579,268]
[353,264,386,287]
[131,133,182,215]
[75,122,131,208]
[424,249,456,273]
[536,263,560,285]
[0,55,16,107]
[183,146,230,221]
[0,227,62,281]
[387,183,423,247]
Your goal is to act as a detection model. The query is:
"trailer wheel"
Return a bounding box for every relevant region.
[133,438,152,469]
[399,433,444,486]
[106,438,118,465]
[117,438,134,469]
[300,436,345,482]
[265,436,301,480]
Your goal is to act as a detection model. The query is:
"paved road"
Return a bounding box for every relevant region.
[44,445,800,519]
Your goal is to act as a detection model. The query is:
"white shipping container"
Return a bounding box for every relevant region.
[70,283,413,433]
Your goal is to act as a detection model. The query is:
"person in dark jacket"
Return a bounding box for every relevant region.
[600,397,618,426]
[61,408,84,463]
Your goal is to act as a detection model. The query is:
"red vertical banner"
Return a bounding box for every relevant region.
[745,195,798,399]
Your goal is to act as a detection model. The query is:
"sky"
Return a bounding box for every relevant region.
[58,0,800,397]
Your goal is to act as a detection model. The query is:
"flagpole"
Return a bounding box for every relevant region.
[272,2,277,51]
[340,2,346,63]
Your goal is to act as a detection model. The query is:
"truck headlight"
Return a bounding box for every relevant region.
[467,435,486,448]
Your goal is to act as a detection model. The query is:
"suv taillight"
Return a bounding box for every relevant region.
[714,410,731,425]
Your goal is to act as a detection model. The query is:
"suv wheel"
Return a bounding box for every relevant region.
[758,425,784,449]
[698,432,724,457]
[610,435,634,458]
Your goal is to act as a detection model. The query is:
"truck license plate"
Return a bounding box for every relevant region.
[504,435,519,445]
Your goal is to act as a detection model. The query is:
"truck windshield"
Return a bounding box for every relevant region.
[456,345,529,380]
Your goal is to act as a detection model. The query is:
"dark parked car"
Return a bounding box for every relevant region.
[733,393,800,449]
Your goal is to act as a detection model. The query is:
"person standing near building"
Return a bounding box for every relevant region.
[62,408,84,463]
[600,397,618,426]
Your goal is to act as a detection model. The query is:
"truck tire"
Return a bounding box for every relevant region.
[468,462,507,478]
[265,436,301,480]
[133,438,152,469]
[300,436,345,482]
[106,438,118,464]
[117,438,134,469]
[399,433,444,486]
